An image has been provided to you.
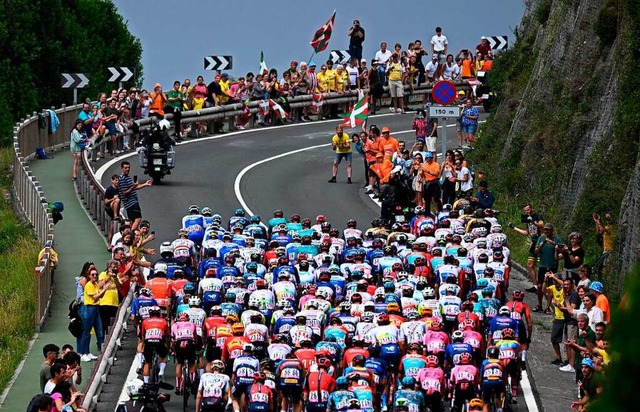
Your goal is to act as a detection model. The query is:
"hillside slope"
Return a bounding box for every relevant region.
[470,0,639,297]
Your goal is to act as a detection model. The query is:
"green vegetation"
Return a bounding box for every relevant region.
[0,0,144,145]
[535,0,553,25]
[469,0,639,298]
[594,1,619,46]
[0,0,143,393]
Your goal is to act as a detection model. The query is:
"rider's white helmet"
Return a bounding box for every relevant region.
[158,119,171,130]
[125,378,144,397]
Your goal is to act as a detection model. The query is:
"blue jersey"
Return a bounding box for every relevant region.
[286,222,303,233]
[351,386,374,412]
[316,341,343,362]
[328,389,357,412]
[488,315,519,342]
[444,342,474,366]
[480,359,504,385]
[273,316,296,335]
[286,243,301,263]
[329,276,346,299]
[323,326,348,345]
[366,249,385,268]
[364,357,388,387]
[393,389,425,412]
[228,216,250,231]
[199,257,222,278]
[131,296,157,319]
[218,265,241,288]
[220,302,242,317]
[400,354,427,380]
[243,224,268,239]
[271,233,293,248]
[219,243,240,259]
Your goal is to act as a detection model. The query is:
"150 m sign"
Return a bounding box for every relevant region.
[429,106,461,118]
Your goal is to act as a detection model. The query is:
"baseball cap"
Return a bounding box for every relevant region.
[581,358,594,369]
[425,152,434,159]
[381,126,391,133]
[543,223,554,230]
[221,73,229,79]
[309,61,317,67]
[589,281,604,294]
[458,90,466,95]
[432,54,438,59]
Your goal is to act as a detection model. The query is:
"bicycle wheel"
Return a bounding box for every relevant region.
[150,351,159,385]
[182,359,190,410]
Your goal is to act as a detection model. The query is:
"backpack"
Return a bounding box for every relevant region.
[68,299,83,338]
[36,147,48,159]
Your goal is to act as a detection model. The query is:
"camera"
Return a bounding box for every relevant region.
[520,214,531,224]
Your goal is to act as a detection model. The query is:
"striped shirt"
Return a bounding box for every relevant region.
[117,174,138,209]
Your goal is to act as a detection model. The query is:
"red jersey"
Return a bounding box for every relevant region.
[456,311,481,331]
[506,300,530,323]
[295,348,317,372]
[141,317,169,343]
[342,347,370,369]
[223,336,250,362]
[304,370,336,404]
[171,278,189,295]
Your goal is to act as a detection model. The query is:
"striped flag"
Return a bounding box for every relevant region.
[340,93,369,128]
[269,99,289,118]
[259,51,268,75]
[310,10,336,53]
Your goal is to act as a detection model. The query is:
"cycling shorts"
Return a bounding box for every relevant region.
[279,386,302,403]
[482,381,504,402]
[200,399,226,412]
[174,340,197,364]
[380,344,402,366]
[305,403,328,412]
[143,341,168,361]
[517,322,530,344]
[232,383,250,399]
[205,342,222,363]
[188,230,204,245]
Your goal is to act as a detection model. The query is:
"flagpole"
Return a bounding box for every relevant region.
[308,51,316,64]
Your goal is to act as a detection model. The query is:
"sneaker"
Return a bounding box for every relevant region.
[397,108,404,114]
[328,177,337,183]
[389,107,396,113]
[365,189,374,195]
[80,354,94,362]
[347,178,352,184]
[158,371,165,382]
[550,358,563,366]
[526,286,538,293]
[87,353,98,360]
[559,364,575,373]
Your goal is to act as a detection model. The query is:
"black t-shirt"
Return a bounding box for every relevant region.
[206,82,222,104]
[350,27,365,46]
[564,290,581,324]
[105,186,117,210]
[526,213,543,242]
[581,373,599,400]
[104,107,120,124]
[564,246,585,270]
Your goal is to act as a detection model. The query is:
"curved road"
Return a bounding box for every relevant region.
[97,111,524,411]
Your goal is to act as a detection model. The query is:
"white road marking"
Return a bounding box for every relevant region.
[521,370,540,412]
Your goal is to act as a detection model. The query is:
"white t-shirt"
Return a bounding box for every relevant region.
[346,66,359,86]
[431,34,448,52]
[425,61,439,77]
[457,167,473,192]
[374,49,393,65]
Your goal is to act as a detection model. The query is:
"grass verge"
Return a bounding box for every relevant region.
[0,146,40,392]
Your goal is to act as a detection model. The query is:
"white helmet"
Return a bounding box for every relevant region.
[188,296,201,307]
[248,298,260,308]
[158,119,171,130]
[454,226,466,235]
[414,205,425,215]
[361,312,374,322]
[159,242,173,256]
[126,378,144,397]
[423,287,435,299]
[499,306,511,316]
[154,262,168,274]
[491,224,503,233]
[474,227,488,238]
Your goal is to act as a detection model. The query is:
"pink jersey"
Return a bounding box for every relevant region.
[450,364,478,386]
[462,330,484,351]
[171,321,197,342]
[416,367,445,394]
[423,331,449,354]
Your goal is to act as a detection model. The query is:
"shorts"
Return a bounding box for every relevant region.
[551,319,566,344]
[279,386,303,403]
[380,344,401,367]
[205,342,222,363]
[527,244,539,260]
[125,203,142,221]
[425,136,437,152]
[174,340,197,364]
[517,321,530,344]
[565,322,578,342]
[143,341,169,361]
[388,80,404,98]
[537,267,557,286]
[200,398,226,412]
[105,207,115,219]
[456,120,462,132]
[482,381,504,402]
[334,152,353,163]
[232,383,250,399]
[461,123,477,135]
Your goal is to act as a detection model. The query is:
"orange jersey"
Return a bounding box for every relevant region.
[145,277,174,308]
[223,336,250,361]
[141,317,169,343]
[377,137,399,158]
[342,348,370,369]
[171,278,189,295]
[389,314,405,328]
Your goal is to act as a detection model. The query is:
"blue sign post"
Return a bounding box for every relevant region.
[431,81,458,157]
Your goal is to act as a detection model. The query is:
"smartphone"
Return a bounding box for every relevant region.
[133,175,138,183]
[151,230,155,235]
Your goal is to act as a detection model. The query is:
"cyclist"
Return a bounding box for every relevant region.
[449,352,480,412]
[289,315,314,347]
[423,319,449,366]
[145,263,174,315]
[245,312,269,359]
[505,290,532,366]
[444,330,474,371]
[130,288,157,373]
[494,328,521,401]
[400,311,428,347]
[304,357,336,412]
[172,228,197,268]
[140,306,170,383]
[267,333,293,361]
[171,312,198,395]
[363,345,389,410]
[231,344,260,412]
[199,268,224,314]
[328,376,357,412]
[347,372,375,412]
[275,351,305,412]
[366,313,402,380]
[416,354,445,412]
[480,346,505,411]
[222,323,250,373]
[245,371,275,412]
[399,342,427,381]
[196,360,230,412]
[182,204,205,245]
[343,336,370,369]
[487,306,519,347]
[393,376,425,412]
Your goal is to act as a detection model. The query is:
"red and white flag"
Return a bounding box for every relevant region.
[269,99,289,118]
[310,10,336,53]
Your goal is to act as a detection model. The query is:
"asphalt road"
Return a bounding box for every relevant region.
[94,109,546,412]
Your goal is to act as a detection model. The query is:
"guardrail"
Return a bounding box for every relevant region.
[12,104,81,328]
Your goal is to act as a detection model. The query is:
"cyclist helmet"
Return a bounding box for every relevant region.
[149,306,161,316]
[339,301,352,311]
[159,242,174,256]
[452,330,464,342]
[178,228,188,237]
[253,372,266,382]
[513,290,525,301]
[502,328,515,339]
[407,310,419,320]
[460,319,476,331]
[243,343,254,352]
[316,357,332,368]
[414,205,425,215]
[499,306,511,316]
[426,354,439,367]
[336,376,348,387]
[401,376,416,387]
[154,262,168,275]
[491,224,503,233]
[248,298,260,308]
[211,360,225,371]
[273,209,284,218]
[188,204,200,214]
[395,398,410,411]
[430,319,442,331]
[210,305,222,315]
[234,208,246,217]
[387,302,400,314]
[377,313,390,325]
[476,278,489,288]
[201,207,212,216]
[408,342,422,351]
[487,346,500,359]
[232,323,245,334]
[296,314,307,322]
[125,378,144,398]
[361,312,374,322]
[461,300,474,311]
[139,287,151,297]
[423,287,435,299]
[283,306,295,315]
[347,219,357,228]
[352,354,366,366]
[469,398,485,409]
[459,352,472,364]
[226,314,239,323]
[188,296,201,307]
[178,312,189,322]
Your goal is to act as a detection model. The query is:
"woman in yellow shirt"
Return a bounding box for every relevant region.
[99,260,121,337]
[335,65,348,92]
[80,269,108,360]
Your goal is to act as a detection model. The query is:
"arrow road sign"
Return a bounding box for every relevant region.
[329,50,351,65]
[431,80,457,105]
[486,35,508,50]
[107,67,134,82]
[61,73,90,88]
[204,55,233,71]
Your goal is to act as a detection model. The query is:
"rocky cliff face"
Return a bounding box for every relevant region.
[475,0,639,296]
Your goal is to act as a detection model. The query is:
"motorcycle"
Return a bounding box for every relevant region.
[116,381,174,412]
[138,120,176,184]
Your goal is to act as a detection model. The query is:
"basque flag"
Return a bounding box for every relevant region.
[310,10,336,53]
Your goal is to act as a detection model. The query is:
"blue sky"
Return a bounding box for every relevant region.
[112,0,525,90]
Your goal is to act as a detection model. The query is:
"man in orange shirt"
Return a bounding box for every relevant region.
[149,83,167,119]
[377,126,399,159]
[370,153,394,185]
[456,49,475,79]
[364,126,382,193]
[420,152,442,214]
